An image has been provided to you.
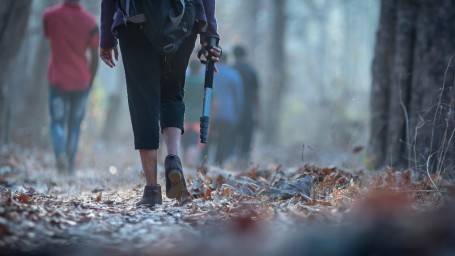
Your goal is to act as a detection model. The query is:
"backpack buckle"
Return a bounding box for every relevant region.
[163,44,176,54]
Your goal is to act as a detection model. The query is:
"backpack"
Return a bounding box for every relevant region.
[120,0,196,55]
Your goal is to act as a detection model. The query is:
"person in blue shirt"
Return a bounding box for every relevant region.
[232,45,261,166]
[183,59,205,166]
[203,53,244,166]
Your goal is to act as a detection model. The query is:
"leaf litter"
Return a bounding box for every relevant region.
[0,147,454,256]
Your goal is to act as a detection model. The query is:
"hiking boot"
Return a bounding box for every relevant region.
[136,185,163,207]
[165,154,190,200]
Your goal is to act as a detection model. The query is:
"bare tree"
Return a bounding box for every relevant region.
[9,0,60,147]
[263,0,287,144]
[0,0,32,146]
[236,0,260,59]
[369,0,455,174]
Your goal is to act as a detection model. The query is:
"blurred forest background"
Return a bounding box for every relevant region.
[1,1,455,254]
[1,0,454,174]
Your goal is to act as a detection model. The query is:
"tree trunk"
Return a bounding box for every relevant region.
[15,36,51,147]
[10,0,60,148]
[0,0,32,146]
[369,0,397,167]
[409,0,455,174]
[385,0,418,168]
[264,0,286,144]
[369,0,455,175]
[243,0,260,60]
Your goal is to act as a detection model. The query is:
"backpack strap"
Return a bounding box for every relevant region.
[169,0,185,25]
[125,0,131,18]
[118,0,145,24]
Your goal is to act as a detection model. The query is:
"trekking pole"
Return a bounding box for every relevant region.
[200,37,219,143]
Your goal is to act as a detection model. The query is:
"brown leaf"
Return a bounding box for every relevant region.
[204,187,213,199]
[215,175,226,187]
[16,193,32,204]
[219,185,234,197]
[310,199,332,206]
[384,168,397,187]
[96,192,103,202]
[247,166,258,180]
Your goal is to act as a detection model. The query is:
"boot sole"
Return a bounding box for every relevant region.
[167,169,185,199]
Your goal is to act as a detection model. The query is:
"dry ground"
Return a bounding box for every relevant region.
[1,145,454,256]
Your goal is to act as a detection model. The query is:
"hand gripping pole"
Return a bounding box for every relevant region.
[200,37,219,143]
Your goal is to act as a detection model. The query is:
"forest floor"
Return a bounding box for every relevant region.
[0,144,454,256]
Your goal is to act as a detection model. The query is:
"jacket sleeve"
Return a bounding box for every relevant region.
[200,0,220,44]
[100,0,118,48]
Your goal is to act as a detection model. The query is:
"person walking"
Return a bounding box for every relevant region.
[100,0,221,207]
[203,53,244,166]
[183,59,205,166]
[232,45,260,166]
[44,0,99,174]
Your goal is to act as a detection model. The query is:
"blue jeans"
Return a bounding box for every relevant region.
[49,86,90,171]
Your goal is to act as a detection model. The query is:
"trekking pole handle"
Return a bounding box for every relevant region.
[200,37,219,144]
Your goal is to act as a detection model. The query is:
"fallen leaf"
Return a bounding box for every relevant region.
[96,192,103,202]
[16,193,32,204]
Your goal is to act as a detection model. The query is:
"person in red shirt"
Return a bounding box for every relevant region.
[44,0,99,173]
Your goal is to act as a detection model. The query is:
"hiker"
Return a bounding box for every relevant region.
[232,45,261,166]
[182,59,205,166]
[100,0,221,206]
[44,0,99,174]
[203,53,244,166]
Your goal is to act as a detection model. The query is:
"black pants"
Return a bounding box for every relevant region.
[237,120,254,160]
[118,24,196,149]
[202,120,237,165]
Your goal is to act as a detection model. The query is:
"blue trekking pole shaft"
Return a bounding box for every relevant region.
[200,37,219,144]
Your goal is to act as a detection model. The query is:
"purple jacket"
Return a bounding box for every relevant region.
[100,0,219,48]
